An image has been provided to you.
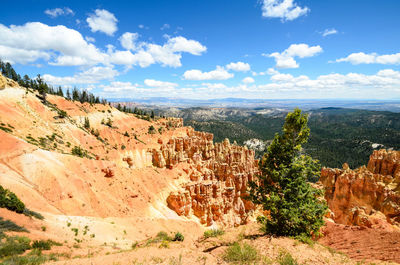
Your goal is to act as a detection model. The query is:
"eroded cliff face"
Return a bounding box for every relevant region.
[321,150,400,228]
[151,129,260,227]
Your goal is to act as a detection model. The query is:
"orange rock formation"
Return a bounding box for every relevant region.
[151,132,260,226]
[320,150,400,228]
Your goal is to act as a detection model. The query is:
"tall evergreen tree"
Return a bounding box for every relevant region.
[36,74,48,101]
[249,108,327,238]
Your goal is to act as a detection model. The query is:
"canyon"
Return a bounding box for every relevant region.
[1,75,400,264]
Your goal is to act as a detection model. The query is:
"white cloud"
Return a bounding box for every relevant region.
[102,69,400,99]
[87,9,118,36]
[166,36,206,55]
[201,83,227,89]
[85,36,95,43]
[119,32,139,50]
[0,45,51,64]
[160,24,170,30]
[183,66,234,80]
[242,77,255,83]
[45,7,74,18]
[336,52,400,65]
[321,28,338,37]
[0,21,206,70]
[0,22,105,65]
[267,43,322,68]
[43,66,118,85]
[261,0,309,21]
[226,61,251,72]
[144,79,178,88]
[112,36,206,68]
[101,81,142,92]
[257,69,400,95]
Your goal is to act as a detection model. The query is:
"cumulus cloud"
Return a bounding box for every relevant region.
[0,22,105,65]
[267,43,323,68]
[321,28,338,37]
[183,66,234,80]
[44,7,74,18]
[144,79,178,88]
[119,32,140,50]
[261,0,309,21]
[87,9,118,36]
[242,77,255,83]
[110,36,207,68]
[226,61,251,72]
[0,21,206,70]
[201,83,227,89]
[257,69,400,94]
[336,52,400,65]
[100,81,142,92]
[43,66,119,85]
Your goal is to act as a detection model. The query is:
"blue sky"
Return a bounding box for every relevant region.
[1,0,400,99]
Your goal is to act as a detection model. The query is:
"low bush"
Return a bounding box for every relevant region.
[173,232,184,242]
[32,240,51,250]
[277,250,298,265]
[204,229,224,239]
[223,242,258,264]
[0,236,31,258]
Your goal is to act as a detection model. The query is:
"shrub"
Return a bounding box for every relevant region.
[32,240,51,250]
[277,250,298,265]
[105,118,113,128]
[148,125,156,134]
[0,185,25,213]
[57,109,67,118]
[0,236,31,258]
[1,253,48,265]
[159,241,169,248]
[0,126,12,133]
[155,231,172,242]
[223,242,258,264]
[71,146,88,158]
[249,108,327,238]
[173,232,184,242]
[84,117,90,129]
[204,229,224,239]
[123,131,129,137]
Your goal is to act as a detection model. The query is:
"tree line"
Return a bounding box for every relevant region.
[0,59,108,105]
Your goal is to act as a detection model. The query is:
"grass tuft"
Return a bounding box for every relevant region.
[223,242,258,264]
[204,229,224,239]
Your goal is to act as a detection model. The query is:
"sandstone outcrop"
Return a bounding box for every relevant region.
[320,149,400,227]
[0,75,19,90]
[152,128,260,227]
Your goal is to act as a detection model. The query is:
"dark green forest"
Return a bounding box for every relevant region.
[184,107,400,168]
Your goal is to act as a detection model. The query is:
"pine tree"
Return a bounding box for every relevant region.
[249,108,327,238]
[36,74,48,101]
[66,89,71,100]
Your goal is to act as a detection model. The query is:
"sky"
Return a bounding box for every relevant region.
[1,0,400,100]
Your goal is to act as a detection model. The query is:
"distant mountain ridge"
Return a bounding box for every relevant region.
[111,97,400,112]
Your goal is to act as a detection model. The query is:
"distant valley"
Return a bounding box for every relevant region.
[115,102,400,168]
